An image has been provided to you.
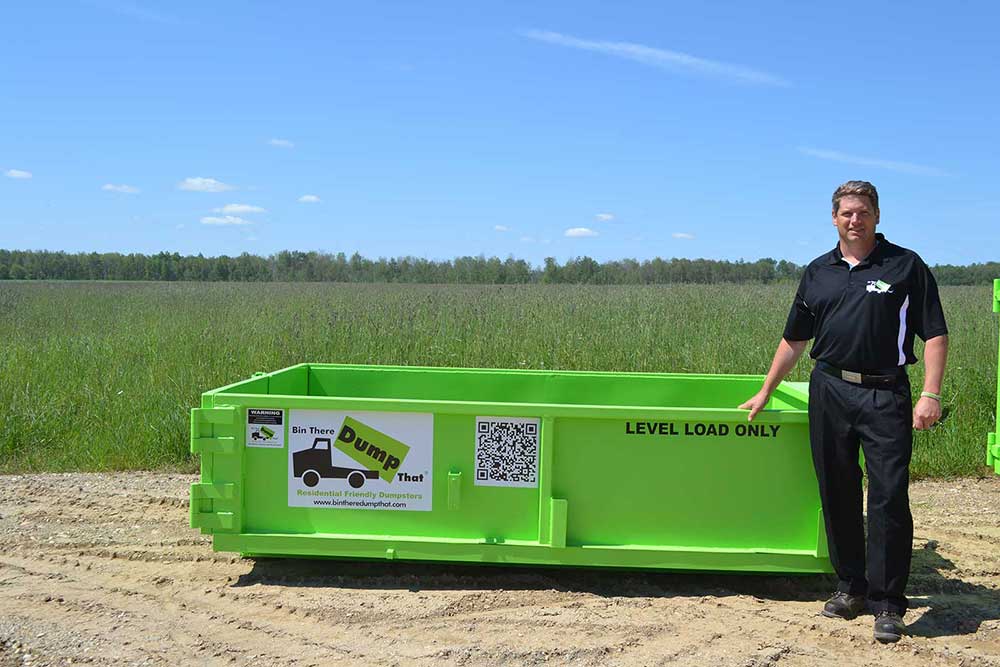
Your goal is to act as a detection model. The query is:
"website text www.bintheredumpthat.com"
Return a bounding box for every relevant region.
[311,498,408,508]
[297,489,422,509]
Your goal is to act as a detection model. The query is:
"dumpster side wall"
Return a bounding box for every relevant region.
[191,364,831,573]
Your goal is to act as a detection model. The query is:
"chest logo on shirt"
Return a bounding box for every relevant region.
[866,279,894,294]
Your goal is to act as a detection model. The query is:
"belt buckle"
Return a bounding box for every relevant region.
[841,370,862,384]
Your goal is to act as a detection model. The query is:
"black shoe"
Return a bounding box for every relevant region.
[873,610,905,643]
[821,592,866,620]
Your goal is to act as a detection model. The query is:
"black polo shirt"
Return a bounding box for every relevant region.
[783,233,948,371]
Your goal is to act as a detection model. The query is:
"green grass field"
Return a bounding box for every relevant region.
[0,281,996,477]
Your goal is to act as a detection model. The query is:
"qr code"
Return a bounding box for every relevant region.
[474,417,540,488]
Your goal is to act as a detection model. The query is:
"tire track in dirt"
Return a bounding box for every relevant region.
[1,473,999,666]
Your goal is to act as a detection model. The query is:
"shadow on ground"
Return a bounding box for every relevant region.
[235,556,837,603]
[905,541,1000,638]
[234,539,1000,639]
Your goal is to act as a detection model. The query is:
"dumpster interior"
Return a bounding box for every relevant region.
[214,363,809,411]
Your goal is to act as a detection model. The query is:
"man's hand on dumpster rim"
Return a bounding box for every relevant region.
[738,338,809,422]
[739,391,772,422]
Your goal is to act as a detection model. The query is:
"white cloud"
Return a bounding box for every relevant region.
[200,215,253,226]
[5,169,32,179]
[214,203,265,214]
[520,236,535,243]
[494,225,510,232]
[595,213,614,222]
[797,146,950,177]
[298,194,321,203]
[672,232,696,240]
[101,183,140,194]
[521,30,790,87]
[268,138,295,148]
[565,227,598,238]
[178,177,235,192]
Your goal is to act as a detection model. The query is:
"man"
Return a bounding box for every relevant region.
[739,180,948,643]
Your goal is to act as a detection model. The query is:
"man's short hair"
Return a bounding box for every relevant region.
[832,180,879,214]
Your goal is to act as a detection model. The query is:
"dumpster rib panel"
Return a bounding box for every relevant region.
[549,499,568,549]
[537,416,555,546]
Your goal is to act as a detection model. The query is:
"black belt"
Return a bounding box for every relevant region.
[816,361,906,388]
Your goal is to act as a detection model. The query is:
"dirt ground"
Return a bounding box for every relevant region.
[1,474,999,667]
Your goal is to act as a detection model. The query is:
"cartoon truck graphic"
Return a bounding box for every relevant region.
[251,425,276,441]
[293,437,380,489]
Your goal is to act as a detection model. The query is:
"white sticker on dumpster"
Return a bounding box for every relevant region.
[474,417,539,488]
[247,409,285,448]
[287,410,433,511]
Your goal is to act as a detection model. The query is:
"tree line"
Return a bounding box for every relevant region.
[0,249,996,285]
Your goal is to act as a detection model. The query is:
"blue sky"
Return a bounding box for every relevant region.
[1,1,997,265]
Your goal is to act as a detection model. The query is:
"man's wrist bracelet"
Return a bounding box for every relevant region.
[920,391,942,402]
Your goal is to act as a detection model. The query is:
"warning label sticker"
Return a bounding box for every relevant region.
[246,408,284,448]
[288,410,433,511]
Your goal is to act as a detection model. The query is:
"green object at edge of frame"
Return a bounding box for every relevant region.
[989,279,1000,474]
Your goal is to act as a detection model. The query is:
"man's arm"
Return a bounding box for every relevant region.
[738,338,809,421]
[913,334,948,430]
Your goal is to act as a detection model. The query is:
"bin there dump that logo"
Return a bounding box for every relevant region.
[334,416,410,482]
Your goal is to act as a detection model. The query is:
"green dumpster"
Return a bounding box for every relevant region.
[190,364,831,573]
[989,279,1000,475]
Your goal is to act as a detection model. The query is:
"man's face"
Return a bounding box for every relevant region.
[832,194,879,245]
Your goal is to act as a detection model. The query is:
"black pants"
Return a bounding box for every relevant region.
[808,367,913,615]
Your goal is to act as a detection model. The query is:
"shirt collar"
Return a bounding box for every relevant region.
[827,232,886,266]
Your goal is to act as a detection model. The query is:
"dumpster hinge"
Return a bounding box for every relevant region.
[190,406,239,454]
[988,432,999,474]
[191,482,236,500]
[192,405,238,425]
[189,405,242,534]
[189,482,240,532]
[191,435,237,454]
[190,510,235,531]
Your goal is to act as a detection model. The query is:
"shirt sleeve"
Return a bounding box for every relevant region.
[782,268,815,341]
[908,257,948,340]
